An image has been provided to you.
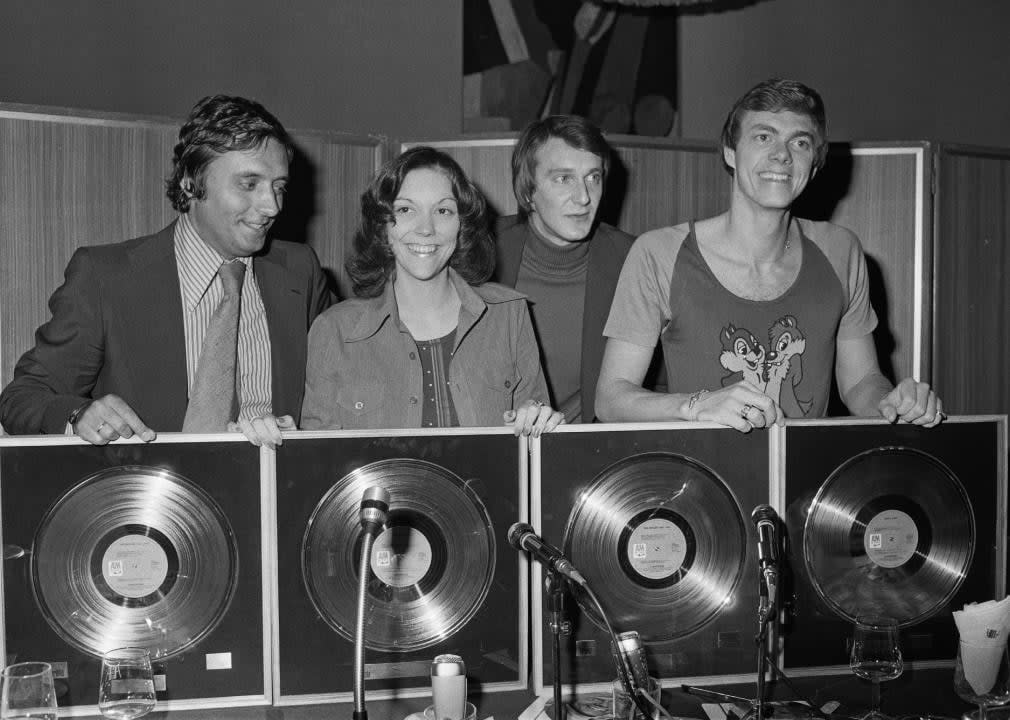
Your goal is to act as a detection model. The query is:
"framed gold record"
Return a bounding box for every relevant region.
[782,418,1006,669]
[30,465,238,660]
[533,423,771,692]
[803,446,974,626]
[302,457,495,653]
[0,437,268,710]
[563,451,747,642]
[273,430,525,702]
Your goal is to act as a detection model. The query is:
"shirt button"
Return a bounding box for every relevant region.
[504,380,512,388]
[354,401,364,410]
[409,396,418,405]
[409,352,416,360]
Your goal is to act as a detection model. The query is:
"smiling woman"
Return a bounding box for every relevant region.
[300,147,565,437]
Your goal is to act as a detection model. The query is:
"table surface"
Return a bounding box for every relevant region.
[70,666,984,720]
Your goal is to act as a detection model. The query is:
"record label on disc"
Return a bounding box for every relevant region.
[101,535,169,598]
[371,527,432,588]
[863,510,918,569]
[626,518,688,580]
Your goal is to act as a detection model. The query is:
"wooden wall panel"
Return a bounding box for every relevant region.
[810,147,929,383]
[0,106,382,390]
[408,136,928,384]
[933,146,1010,415]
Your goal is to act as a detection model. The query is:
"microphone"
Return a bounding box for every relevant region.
[359,486,390,536]
[751,504,780,625]
[507,522,586,585]
[614,630,650,691]
[751,504,779,568]
[431,654,467,720]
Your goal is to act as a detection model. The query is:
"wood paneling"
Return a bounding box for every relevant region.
[933,146,1010,415]
[0,107,382,388]
[408,136,929,383]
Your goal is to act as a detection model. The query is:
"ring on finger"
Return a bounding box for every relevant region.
[740,404,753,420]
[96,421,108,433]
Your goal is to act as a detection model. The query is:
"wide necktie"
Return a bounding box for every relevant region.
[182,261,246,432]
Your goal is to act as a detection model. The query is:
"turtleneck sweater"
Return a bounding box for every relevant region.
[514,223,590,422]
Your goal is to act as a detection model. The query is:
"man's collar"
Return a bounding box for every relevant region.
[174,214,252,311]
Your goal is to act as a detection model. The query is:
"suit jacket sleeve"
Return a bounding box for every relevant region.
[0,248,107,434]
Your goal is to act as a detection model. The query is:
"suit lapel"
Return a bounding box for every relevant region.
[255,250,306,417]
[581,226,623,421]
[118,225,189,429]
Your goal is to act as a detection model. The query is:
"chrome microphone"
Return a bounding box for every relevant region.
[431,654,467,720]
[507,522,586,585]
[751,504,779,625]
[359,486,390,536]
[614,630,650,691]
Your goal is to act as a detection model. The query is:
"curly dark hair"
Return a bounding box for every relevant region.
[720,78,828,173]
[347,146,495,298]
[511,115,610,218]
[166,95,293,213]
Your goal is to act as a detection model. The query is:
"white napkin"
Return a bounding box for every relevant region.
[953,597,1010,695]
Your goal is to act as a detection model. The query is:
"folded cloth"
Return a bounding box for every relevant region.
[954,597,1010,695]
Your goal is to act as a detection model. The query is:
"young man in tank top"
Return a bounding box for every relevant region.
[595,78,942,432]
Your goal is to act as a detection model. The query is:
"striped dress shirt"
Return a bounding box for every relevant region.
[174,215,273,420]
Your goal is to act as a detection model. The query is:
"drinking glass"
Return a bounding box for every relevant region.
[98,648,156,720]
[954,641,1010,720]
[850,615,904,720]
[0,662,57,719]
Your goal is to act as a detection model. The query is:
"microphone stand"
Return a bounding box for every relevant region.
[353,487,389,720]
[753,563,778,720]
[545,570,570,720]
[353,524,379,720]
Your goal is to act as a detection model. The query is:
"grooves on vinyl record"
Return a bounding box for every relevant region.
[301,458,495,653]
[563,451,747,643]
[31,465,238,659]
[803,446,975,626]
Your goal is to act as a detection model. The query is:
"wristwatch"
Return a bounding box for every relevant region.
[67,400,92,432]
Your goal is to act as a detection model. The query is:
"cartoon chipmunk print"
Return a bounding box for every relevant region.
[719,324,766,391]
[764,315,812,416]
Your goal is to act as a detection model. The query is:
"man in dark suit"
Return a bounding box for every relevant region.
[493,115,637,423]
[0,95,331,447]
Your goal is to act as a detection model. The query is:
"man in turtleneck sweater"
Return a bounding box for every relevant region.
[493,116,637,423]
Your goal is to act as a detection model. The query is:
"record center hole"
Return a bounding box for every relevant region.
[101,534,170,599]
[626,517,689,580]
[863,509,919,569]
[370,525,432,588]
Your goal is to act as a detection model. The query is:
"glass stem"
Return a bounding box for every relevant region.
[978,704,987,720]
[871,680,881,715]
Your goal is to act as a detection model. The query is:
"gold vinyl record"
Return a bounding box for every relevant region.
[302,459,495,653]
[563,452,747,642]
[803,446,975,625]
[30,466,238,659]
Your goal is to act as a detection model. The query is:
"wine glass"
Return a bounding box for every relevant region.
[954,640,1010,720]
[1,662,58,719]
[98,648,156,720]
[850,615,904,720]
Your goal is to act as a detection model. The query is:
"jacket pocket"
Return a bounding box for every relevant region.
[334,383,387,425]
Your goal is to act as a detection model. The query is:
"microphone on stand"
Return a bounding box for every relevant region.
[614,630,650,691]
[360,485,390,535]
[507,522,586,586]
[430,654,467,720]
[353,486,390,720]
[751,504,780,626]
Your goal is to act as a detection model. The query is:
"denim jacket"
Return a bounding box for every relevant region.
[300,270,549,430]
